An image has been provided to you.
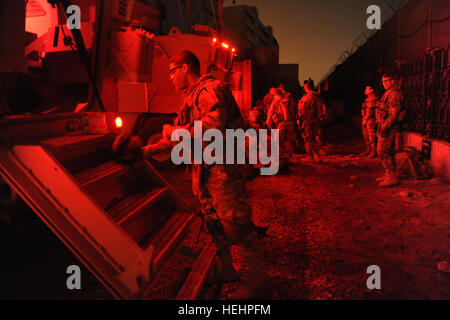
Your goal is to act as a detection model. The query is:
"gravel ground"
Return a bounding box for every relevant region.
[1,123,449,299]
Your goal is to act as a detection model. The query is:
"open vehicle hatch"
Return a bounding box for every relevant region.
[0,114,194,299]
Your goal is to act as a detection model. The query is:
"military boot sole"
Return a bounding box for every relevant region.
[379,180,399,187]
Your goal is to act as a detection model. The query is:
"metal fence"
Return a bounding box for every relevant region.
[398,46,449,141]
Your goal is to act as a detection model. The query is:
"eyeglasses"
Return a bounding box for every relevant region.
[169,65,182,76]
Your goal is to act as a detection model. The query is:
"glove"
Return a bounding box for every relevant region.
[141,138,173,159]
[112,134,143,160]
[141,144,158,158]
[162,124,176,141]
[112,133,129,153]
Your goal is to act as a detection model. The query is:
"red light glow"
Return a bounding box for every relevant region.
[115,117,123,128]
[213,38,217,43]
[222,43,229,49]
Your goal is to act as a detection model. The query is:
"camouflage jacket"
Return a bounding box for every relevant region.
[361,93,379,125]
[175,74,244,195]
[262,92,274,116]
[266,97,296,128]
[248,108,264,125]
[298,92,326,123]
[379,87,403,132]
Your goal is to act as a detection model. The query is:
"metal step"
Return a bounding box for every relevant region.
[75,161,127,187]
[0,116,193,299]
[176,243,216,300]
[141,210,196,274]
[108,186,169,224]
[40,133,116,163]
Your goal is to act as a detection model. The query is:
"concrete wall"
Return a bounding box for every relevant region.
[402,131,450,181]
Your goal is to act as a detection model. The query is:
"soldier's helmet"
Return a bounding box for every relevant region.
[269,87,277,95]
[304,81,314,92]
[364,86,374,95]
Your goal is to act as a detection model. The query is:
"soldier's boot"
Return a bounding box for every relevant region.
[306,150,315,163]
[360,147,371,156]
[312,152,322,164]
[360,135,371,156]
[204,216,239,284]
[232,239,266,300]
[209,250,239,284]
[376,170,387,182]
[379,170,399,187]
[367,144,377,158]
[212,252,239,283]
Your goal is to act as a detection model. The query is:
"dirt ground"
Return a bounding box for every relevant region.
[147,122,450,300]
[1,123,449,300]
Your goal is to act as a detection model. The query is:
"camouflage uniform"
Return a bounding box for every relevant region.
[266,94,297,170]
[315,98,327,149]
[377,86,403,183]
[247,108,265,131]
[262,91,274,119]
[298,91,325,161]
[361,93,379,157]
[173,74,262,288]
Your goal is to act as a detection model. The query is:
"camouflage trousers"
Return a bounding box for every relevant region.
[197,164,260,275]
[377,127,398,171]
[362,121,377,148]
[278,121,297,164]
[316,126,324,147]
[301,121,321,155]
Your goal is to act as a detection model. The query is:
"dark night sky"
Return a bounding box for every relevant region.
[223,0,406,84]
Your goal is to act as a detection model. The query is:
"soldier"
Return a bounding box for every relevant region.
[298,82,326,163]
[262,87,277,118]
[266,91,297,172]
[247,100,265,130]
[376,73,404,187]
[139,51,265,298]
[265,89,283,128]
[361,86,380,158]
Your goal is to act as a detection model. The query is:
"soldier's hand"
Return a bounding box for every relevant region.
[162,124,176,141]
[127,136,144,152]
[113,134,143,160]
[141,145,157,158]
[112,133,129,153]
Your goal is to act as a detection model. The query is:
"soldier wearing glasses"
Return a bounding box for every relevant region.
[376,73,404,187]
[141,51,265,299]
